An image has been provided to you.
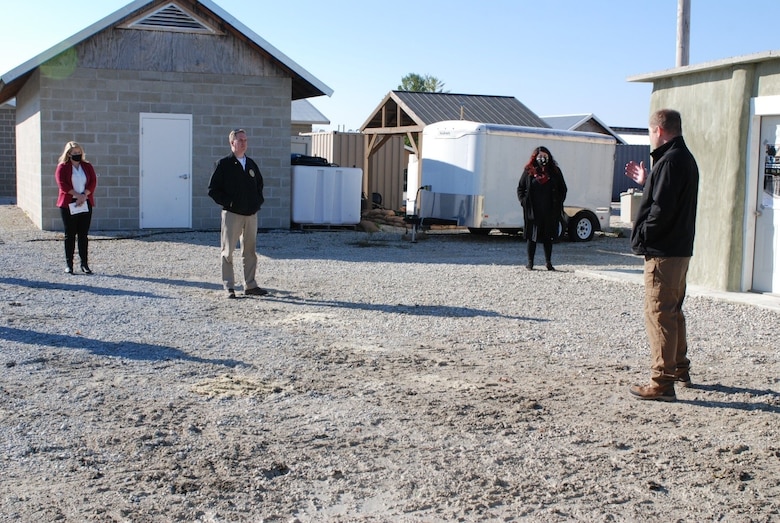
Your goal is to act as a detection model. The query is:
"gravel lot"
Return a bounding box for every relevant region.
[1,203,779,522]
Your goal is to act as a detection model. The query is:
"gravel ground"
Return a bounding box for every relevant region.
[1,203,779,522]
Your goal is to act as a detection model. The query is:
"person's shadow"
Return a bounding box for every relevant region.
[0,326,246,367]
[680,383,780,413]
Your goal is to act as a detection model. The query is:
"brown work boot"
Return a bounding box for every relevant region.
[675,369,692,388]
[629,383,676,402]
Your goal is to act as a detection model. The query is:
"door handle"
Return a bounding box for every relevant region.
[179,174,189,179]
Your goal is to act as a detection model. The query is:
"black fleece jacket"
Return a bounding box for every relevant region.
[208,153,264,216]
[631,136,699,257]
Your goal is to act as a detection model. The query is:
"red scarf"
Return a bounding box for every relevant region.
[533,167,550,185]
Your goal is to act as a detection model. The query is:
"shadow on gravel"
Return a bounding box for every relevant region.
[107,273,221,291]
[680,383,780,413]
[0,326,246,367]
[0,277,166,298]
[264,293,546,321]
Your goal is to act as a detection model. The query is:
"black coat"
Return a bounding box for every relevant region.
[631,136,699,257]
[517,165,567,241]
[208,153,264,216]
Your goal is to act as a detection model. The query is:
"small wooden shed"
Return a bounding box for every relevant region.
[358,91,550,211]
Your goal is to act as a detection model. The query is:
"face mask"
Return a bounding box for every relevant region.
[536,155,548,166]
[71,154,82,162]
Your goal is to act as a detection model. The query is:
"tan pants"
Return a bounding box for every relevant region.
[643,256,691,385]
[220,210,258,291]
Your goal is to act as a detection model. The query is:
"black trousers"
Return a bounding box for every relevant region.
[527,239,553,266]
[60,204,92,267]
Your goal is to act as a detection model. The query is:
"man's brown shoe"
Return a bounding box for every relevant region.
[629,383,676,402]
[244,287,268,296]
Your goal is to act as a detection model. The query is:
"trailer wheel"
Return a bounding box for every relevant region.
[567,212,597,242]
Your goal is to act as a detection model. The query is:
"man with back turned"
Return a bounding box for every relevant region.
[625,109,699,402]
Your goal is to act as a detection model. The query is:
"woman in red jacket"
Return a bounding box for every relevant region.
[55,141,97,274]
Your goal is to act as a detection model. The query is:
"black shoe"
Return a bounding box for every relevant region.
[227,289,236,299]
[244,287,268,296]
[546,263,555,271]
[65,266,74,274]
[525,264,533,271]
[80,265,93,274]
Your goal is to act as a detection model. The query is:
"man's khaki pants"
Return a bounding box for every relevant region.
[643,256,691,385]
[221,210,258,291]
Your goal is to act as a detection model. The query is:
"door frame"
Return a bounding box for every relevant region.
[139,112,193,228]
[744,95,780,292]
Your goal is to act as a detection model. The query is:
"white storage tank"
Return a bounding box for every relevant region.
[291,165,363,225]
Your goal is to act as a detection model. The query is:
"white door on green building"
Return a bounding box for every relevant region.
[752,115,780,294]
[139,113,192,228]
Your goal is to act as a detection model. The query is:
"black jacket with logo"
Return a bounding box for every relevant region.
[208,153,264,216]
[631,136,699,257]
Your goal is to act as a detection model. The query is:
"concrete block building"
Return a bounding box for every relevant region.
[629,51,780,295]
[0,0,331,231]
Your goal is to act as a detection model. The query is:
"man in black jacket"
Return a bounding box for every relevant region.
[625,109,699,401]
[208,129,266,299]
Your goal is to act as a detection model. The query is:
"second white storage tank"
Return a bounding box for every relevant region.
[291,165,363,225]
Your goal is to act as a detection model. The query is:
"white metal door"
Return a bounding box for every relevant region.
[752,115,780,293]
[140,113,192,228]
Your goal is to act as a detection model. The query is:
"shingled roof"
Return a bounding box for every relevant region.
[361,91,549,132]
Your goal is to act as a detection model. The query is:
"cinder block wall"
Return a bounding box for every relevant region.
[32,68,290,231]
[14,72,44,228]
[0,103,15,198]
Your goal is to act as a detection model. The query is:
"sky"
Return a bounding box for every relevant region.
[1,1,778,131]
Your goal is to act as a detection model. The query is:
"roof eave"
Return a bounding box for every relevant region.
[1,0,150,90]
[198,0,332,98]
[628,49,780,83]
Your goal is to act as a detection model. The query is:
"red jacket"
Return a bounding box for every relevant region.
[55,161,97,208]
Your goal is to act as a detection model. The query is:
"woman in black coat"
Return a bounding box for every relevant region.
[516,146,567,270]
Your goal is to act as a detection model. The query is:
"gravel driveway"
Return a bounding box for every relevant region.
[1,203,779,522]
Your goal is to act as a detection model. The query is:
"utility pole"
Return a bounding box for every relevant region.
[676,0,690,67]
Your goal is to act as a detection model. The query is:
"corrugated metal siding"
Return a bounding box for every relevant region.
[308,132,407,210]
[613,144,650,201]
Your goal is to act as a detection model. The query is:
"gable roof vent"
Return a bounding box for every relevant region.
[123,3,218,34]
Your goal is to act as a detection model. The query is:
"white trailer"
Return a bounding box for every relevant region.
[410,120,616,241]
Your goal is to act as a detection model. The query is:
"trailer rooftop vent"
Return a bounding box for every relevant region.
[123,3,218,34]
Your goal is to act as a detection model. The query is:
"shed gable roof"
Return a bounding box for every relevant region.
[0,0,332,103]
[543,113,626,144]
[361,91,549,133]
